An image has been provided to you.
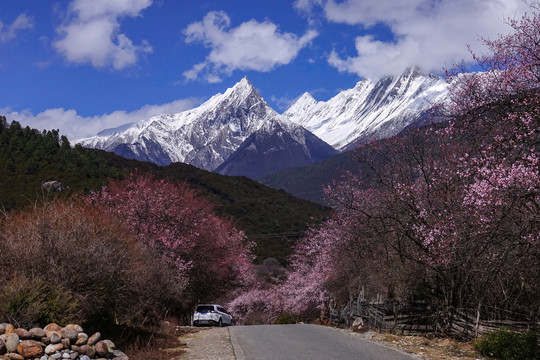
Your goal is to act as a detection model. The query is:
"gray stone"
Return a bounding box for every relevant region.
[45,343,63,355]
[112,349,129,359]
[75,333,88,346]
[13,328,30,339]
[5,333,19,353]
[61,352,70,359]
[40,356,49,360]
[102,339,116,352]
[80,356,90,360]
[49,333,61,345]
[59,328,78,342]
[29,328,47,339]
[50,353,62,360]
[63,325,83,334]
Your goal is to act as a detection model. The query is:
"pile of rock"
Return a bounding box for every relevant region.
[0,323,128,360]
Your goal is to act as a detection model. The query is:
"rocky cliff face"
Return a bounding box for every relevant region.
[215,118,338,179]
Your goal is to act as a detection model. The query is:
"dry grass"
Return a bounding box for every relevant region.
[109,320,200,360]
[370,333,483,360]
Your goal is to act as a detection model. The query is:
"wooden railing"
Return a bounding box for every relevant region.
[329,299,539,338]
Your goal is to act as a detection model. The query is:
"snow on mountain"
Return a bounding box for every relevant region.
[283,67,448,151]
[77,77,336,174]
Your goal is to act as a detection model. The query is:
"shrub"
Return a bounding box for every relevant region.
[474,328,539,360]
[0,276,80,328]
[274,313,297,325]
[0,199,187,329]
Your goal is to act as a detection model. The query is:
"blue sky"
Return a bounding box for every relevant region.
[0,0,527,139]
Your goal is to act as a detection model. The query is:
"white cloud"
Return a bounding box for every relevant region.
[1,97,200,141]
[183,11,318,82]
[308,0,528,79]
[0,13,34,43]
[54,0,153,70]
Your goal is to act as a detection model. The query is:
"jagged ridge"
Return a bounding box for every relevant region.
[283,67,448,150]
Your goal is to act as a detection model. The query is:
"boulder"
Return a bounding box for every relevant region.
[43,324,62,333]
[5,333,19,353]
[95,341,109,357]
[17,340,43,358]
[102,339,116,352]
[5,353,24,360]
[28,328,46,339]
[45,343,64,355]
[79,345,95,358]
[12,329,29,340]
[112,349,129,359]
[49,332,61,344]
[60,327,78,342]
[4,326,14,336]
[87,332,100,346]
[64,325,83,333]
[75,333,88,346]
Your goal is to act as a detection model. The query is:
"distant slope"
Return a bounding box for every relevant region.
[216,120,338,178]
[258,151,362,205]
[259,120,451,205]
[0,119,329,264]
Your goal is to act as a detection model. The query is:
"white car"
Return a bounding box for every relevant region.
[192,304,234,327]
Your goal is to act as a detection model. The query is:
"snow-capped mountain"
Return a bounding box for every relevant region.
[283,67,448,151]
[77,77,337,174]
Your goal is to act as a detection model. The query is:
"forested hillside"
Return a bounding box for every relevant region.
[0,116,329,263]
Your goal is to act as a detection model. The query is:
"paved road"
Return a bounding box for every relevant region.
[229,324,418,360]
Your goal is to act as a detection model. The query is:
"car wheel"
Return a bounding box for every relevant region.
[230,320,235,326]
[218,318,223,327]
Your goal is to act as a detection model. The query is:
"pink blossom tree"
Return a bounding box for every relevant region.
[88,172,254,304]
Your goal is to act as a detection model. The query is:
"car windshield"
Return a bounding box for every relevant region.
[195,305,215,312]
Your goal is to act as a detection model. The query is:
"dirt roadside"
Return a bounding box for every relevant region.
[176,327,235,360]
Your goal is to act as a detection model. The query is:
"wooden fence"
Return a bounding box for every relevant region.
[329,298,539,338]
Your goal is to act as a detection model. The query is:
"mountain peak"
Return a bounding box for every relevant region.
[298,92,316,103]
[222,76,262,105]
[233,76,255,91]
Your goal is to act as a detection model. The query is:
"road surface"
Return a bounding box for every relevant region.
[229,324,419,360]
